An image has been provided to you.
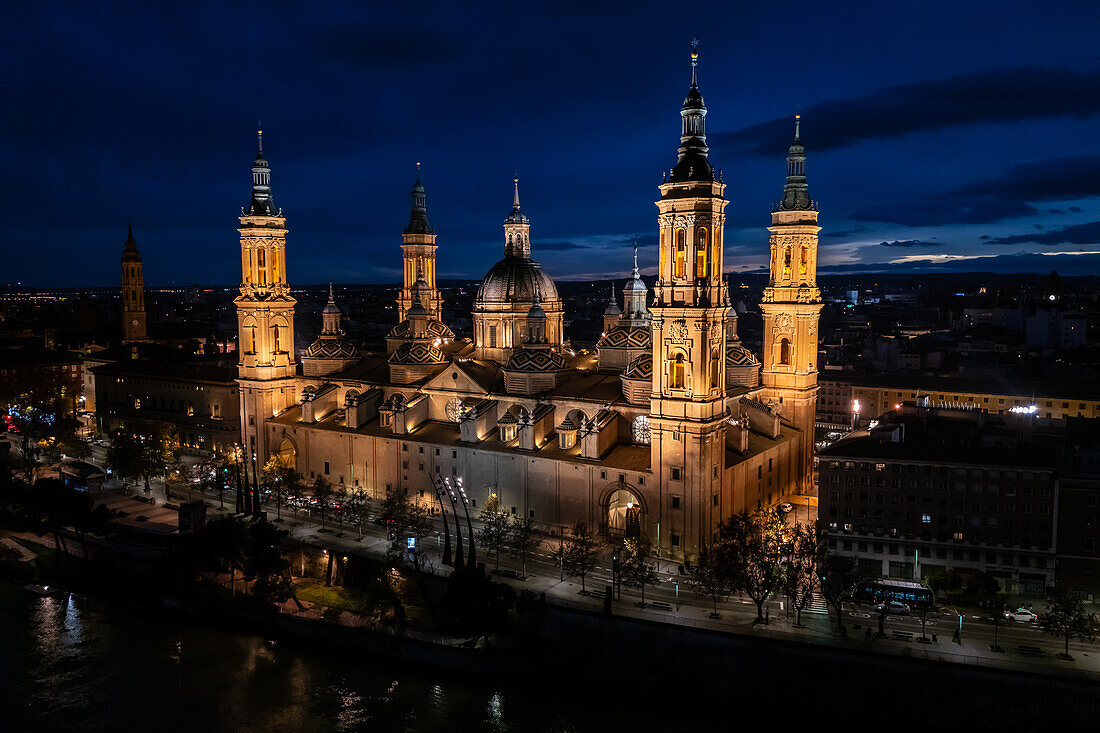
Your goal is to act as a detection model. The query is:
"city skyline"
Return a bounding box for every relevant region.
[3,1,1100,287]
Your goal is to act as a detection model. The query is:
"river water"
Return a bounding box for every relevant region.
[2,580,1096,731]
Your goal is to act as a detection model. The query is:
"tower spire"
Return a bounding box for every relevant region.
[512,174,521,211]
[777,113,813,211]
[247,126,277,216]
[257,122,263,154]
[669,39,713,182]
[405,164,433,235]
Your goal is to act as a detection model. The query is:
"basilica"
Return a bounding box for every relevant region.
[235,51,822,560]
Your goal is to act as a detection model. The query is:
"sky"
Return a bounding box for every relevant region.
[2,1,1099,286]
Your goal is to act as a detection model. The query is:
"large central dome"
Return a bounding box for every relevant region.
[476,254,559,305]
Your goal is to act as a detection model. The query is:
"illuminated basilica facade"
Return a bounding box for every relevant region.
[236,53,821,560]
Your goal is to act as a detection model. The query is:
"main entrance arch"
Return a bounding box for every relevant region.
[272,435,297,471]
[601,483,645,541]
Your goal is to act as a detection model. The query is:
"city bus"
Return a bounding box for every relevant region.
[853,579,935,611]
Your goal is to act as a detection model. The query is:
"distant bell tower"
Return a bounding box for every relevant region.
[235,129,298,467]
[649,43,730,559]
[121,223,147,342]
[760,115,822,493]
[397,164,442,321]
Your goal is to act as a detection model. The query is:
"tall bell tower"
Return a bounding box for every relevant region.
[120,223,147,342]
[760,115,822,493]
[649,43,730,559]
[397,165,442,321]
[235,129,298,467]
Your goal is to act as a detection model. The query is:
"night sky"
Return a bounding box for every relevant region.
[4,1,1099,287]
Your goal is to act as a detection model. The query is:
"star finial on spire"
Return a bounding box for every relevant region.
[512,173,521,209]
[415,161,421,183]
[689,38,699,85]
[328,282,334,302]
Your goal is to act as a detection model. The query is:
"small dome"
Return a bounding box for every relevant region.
[387,342,445,365]
[623,276,647,293]
[528,300,547,320]
[476,256,559,305]
[503,348,567,373]
[306,336,357,360]
[726,344,761,367]
[622,353,653,381]
[387,319,453,340]
[597,325,651,350]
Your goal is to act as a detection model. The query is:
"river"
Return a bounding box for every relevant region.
[2,580,1096,731]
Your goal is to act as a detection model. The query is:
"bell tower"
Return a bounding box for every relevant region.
[121,223,147,342]
[649,43,730,559]
[397,164,442,321]
[235,129,298,468]
[760,115,822,493]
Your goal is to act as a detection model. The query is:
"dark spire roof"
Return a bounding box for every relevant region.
[246,127,279,217]
[505,175,529,225]
[121,222,142,262]
[776,114,815,212]
[669,40,714,183]
[404,162,434,235]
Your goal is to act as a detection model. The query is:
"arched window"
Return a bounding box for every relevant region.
[779,338,791,366]
[674,229,686,279]
[799,247,808,275]
[257,248,267,286]
[696,227,708,278]
[783,246,792,276]
[710,349,721,387]
[272,323,282,354]
[668,352,686,389]
[713,228,722,277]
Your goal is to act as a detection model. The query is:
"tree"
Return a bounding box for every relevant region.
[716,508,789,623]
[965,570,1002,610]
[403,503,434,571]
[1040,584,1099,659]
[562,520,599,592]
[620,536,659,605]
[927,568,963,602]
[262,455,301,522]
[311,476,334,532]
[331,482,348,536]
[2,365,81,481]
[107,429,143,488]
[376,487,410,540]
[242,519,294,608]
[199,516,249,595]
[818,550,862,633]
[349,487,370,541]
[988,594,1008,651]
[690,542,730,616]
[788,523,820,628]
[508,514,538,578]
[477,494,511,570]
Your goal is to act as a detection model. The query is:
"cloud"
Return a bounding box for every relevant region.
[984,220,1100,246]
[849,154,1100,226]
[713,68,1100,155]
[824,225,869,238]
[817,250,1100,275]
[879,239,938,247]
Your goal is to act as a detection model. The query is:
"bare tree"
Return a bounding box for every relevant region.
[311,476,333,533]
[690,542,730,616]
[508,514,538,578]
[477,494,511,570]
[621,537,659,605]
[562,520,599,592]
[818,550,862,633]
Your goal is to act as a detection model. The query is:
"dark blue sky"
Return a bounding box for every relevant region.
[3,1,1099,286]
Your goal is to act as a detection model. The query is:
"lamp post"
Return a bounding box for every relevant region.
[430,473,453,566]
[455,477,477,569]
[443,477,465,570]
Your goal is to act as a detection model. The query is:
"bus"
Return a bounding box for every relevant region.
[853,579,935,610]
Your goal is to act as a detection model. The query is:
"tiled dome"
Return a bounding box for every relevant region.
[622,353,653,381]
[387,342,445,365]
[387,319,453,340]
[598,325,651,350]
[503,348,567,372]
[726,344,761,367]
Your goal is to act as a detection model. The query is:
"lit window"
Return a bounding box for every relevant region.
[668,353,686,389]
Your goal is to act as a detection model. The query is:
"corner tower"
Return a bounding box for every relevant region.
[760,115,822,493]
[649,44,730,559]
[235,129,298,465]
[121,223,147,342]
[397,165,442,321]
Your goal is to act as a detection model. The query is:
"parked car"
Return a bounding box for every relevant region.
[1005,608,1039,623]
[778,502,794,513]
[874,600,911,615]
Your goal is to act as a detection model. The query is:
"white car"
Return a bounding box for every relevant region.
[778,502,794,513]
[1004,608,1039,623]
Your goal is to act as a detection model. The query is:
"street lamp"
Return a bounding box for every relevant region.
[454,477,477,569]
[429,473,453,567]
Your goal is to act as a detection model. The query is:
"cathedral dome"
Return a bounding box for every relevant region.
[622,353,653,381]
[726,343,760,367]
[475,256,559,305]
[503,348,567,373]
[387,342,445,365]
[597,325,651,350]
[306,335,358,360]
[387,319,453,340]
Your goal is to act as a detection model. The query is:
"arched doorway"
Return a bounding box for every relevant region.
[272,435,297,471]
[605,485,644,541]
